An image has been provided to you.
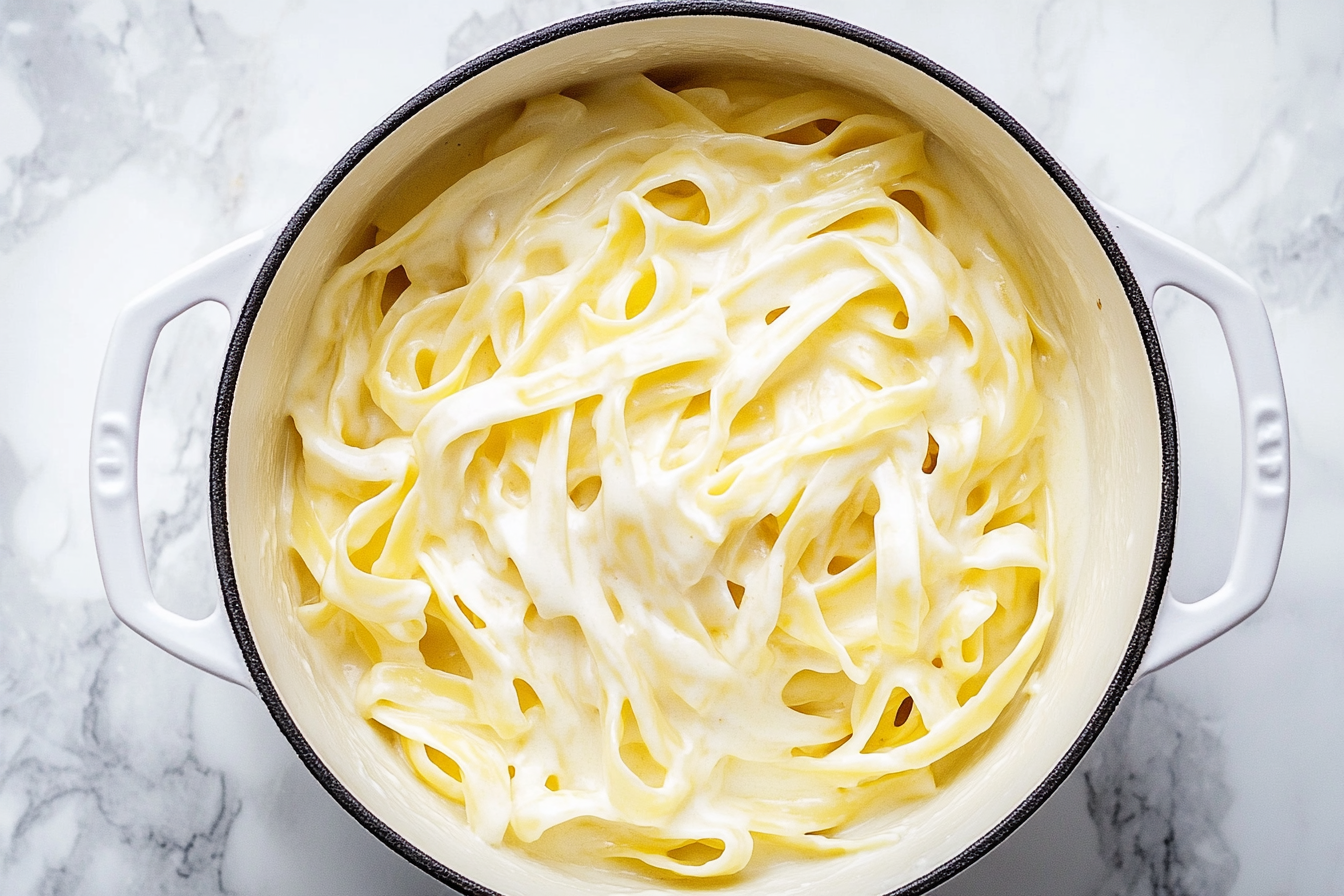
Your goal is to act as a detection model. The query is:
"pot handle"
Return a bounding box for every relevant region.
[89,229,275,691]
[1095,202,1290,676]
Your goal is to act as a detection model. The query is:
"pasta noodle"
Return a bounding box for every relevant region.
[284,72,1067,878]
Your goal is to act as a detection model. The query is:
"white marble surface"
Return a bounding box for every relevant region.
[1,0,1340,893]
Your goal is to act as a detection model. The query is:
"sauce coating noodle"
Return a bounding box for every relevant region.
[285,73,1064,878]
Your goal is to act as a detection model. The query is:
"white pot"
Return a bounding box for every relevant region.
[88,4,1289,894]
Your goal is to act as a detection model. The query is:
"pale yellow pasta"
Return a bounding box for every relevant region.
[284,73,1064,878]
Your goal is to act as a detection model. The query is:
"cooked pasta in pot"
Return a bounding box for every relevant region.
[284,71,1070,878]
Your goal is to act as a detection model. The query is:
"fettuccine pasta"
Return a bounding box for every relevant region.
[284,72,1065,878]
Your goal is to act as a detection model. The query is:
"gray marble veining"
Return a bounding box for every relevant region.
[1084,682,1237,896]
[0,431,237,894]
[0,0,262,252]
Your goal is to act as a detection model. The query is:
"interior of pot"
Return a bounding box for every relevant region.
[224,11,1165,896]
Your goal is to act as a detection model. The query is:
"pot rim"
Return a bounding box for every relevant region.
[209,3,1178,894]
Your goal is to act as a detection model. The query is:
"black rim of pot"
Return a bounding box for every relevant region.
[209,3,1177,894]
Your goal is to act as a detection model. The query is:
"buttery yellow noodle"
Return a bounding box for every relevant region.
[283,72,1069,879]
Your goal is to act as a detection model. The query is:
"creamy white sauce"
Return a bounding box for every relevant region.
[284,72,1068,878]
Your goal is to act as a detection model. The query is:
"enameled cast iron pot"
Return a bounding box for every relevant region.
[88,4,1291,894]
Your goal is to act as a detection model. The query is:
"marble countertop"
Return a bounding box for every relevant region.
[1,1,1340,894]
